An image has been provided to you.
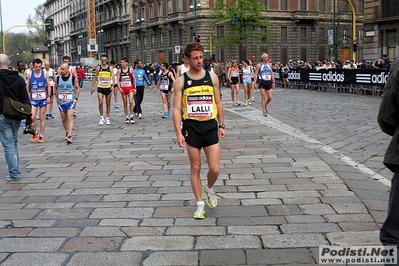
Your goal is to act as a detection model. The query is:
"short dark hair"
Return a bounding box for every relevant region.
[33,58,42,65]
[121,57,129,63]
[63,56,70,61]
[134,59,141,66]
[162,62,169,68]
[110,60,116,65]
[101,54,108,58]
[183,42,204,58]
[16,61,24,66]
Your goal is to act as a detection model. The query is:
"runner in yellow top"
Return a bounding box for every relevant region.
[173,42,225,219]
[91,54,115,125]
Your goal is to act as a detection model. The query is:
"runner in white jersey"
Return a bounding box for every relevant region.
[176,58,190,77]
[110,60,119,109]
[59,56,78,116]
[44,61,56,119]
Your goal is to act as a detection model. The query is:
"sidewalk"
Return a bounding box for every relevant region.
[0,82,389,265]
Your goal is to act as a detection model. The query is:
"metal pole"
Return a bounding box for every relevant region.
[333,0,336,62]
[194,0,197,36]
[0,0,3,54]
[140,21,143,60]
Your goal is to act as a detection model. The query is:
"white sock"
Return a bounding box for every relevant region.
[197,201,205,207]
[206,185,214,193]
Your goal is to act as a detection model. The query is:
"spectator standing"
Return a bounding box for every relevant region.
[77,65,85,89]
[378,58,399,264]
[0,54,30,181]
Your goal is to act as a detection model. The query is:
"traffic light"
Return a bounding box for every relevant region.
[212,53,216,61]
[195,35,201,42]
[353,40,358,52]
[45,18,54,32]
[231,14,238,26]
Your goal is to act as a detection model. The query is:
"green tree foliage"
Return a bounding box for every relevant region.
[213,0,269,56]
[26,4,48,46]
[6,33,36,67]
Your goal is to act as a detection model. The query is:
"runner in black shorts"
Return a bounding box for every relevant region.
[254,52,275,117]
[182,119,218,149]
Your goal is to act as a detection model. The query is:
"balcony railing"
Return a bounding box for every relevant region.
[374,4,399,19]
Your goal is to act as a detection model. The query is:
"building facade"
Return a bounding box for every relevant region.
[363,0,399,62]
[44,0,399,66]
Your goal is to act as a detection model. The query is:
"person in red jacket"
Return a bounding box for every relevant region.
[77,65,85,89]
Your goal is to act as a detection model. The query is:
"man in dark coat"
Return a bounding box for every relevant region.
[0,54,30,181]
[378,58,399,261]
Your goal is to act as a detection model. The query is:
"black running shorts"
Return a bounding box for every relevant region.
[182,119,219,149]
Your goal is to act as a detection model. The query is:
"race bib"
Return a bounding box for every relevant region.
[186,94,214,118]
[58,91,73,101]
[243,73,251,81]
[99,77,110,87]
[262,72,271,81]
[32,89,46,101]
[49,76,55,86]
[161,83,169,91]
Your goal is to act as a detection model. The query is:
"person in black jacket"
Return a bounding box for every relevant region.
[0,54,30,181]
[378,58,399,262]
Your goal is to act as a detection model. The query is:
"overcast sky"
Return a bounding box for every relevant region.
[1,0,45,33]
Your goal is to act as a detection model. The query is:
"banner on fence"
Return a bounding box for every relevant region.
[274,69,389,85]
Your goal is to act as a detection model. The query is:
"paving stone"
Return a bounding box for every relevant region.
[258,191,320,199]
[1,253,69,266]
[141,218,174,227]
[79,227,126,237]
[175,218,217,226]
[299,204,336,215]
[261,233,328,248]
[247,248,315,265]
[28,227,81,237]
[267,205,302,215]
[121,227,166,237]
[320,196,362,204]
[227,225,279,235]
[322,213,374,223]
[217,216,286,226]
[61,237,124,252]
[195,235,262,249]
[143,251,198,266]
[283,197,320,204]
[98,219,140,227]
[241,199,283,205]
[0,228,32,237]
[12,220,57,228]
[54,219,100,227]
[285,215,325,224]
[0,210,40,220]
[89,207,154,219]
[280,223,341,234]
[121,236,194,251]
[200,250,246,265]
[67,252,143,266]
[166,226,225,236]
[35,208,92,219]
[338,222,380,231]
[331,202,368,214]
[326,231,381,246]
[0,238,65,252]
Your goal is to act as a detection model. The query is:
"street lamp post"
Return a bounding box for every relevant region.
[78,34,83,59]
[97,29,103,60]
[136,18,144,60]
[190,0,201,42]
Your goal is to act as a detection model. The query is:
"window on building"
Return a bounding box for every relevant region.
[318,47,325,61]
[141,7,145,20]
[300,27,307,44]
[134,10,138,22]
[150,5,154,19]
[178,0,183,12]
[217,26,224,38]
[167,0,172,14]
[158,2,163,17]
[300,47,307,61]
[280,0,288,11]
[261,26,267,42]
[281,27,288,43]
[178,29,183,45]
[319,27,325,42]
[300,0,307,11]
[319,0,325,12]
[159,32,163,48]
[151,34,154,48]
[136,37,139,49]
[169,31,173,46]
[280,48,288,64]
